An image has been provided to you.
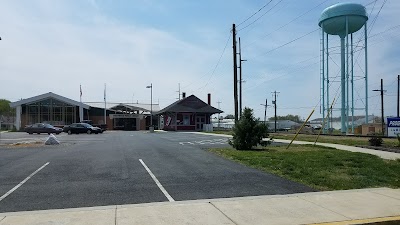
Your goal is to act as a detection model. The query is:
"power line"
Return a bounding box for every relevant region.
[196,32,231,92]
[182,31,230,91]
[237,0,284,32]
[237,0,273,27]
[244,0,330,49]
[250,28,319,59]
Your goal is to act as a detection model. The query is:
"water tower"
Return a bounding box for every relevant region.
[319,3,368,134]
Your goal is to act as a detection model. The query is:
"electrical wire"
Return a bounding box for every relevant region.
[237,0,273,27]
[196,33,231,91]
[244,0,330,49]
[237,0,284,32]
[180,31,231,91]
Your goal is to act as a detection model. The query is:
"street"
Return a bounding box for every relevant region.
[0,131,314,213]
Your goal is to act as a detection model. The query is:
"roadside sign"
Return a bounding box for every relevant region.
[387,117,400,137]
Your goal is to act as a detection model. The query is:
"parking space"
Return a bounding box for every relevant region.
[0,131,109,146]
[0,131,313,213]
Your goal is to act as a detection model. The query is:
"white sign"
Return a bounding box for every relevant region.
[110,114,139,119]
[387,117,400,137]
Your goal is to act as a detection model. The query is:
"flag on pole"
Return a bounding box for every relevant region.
[80,85,82,98]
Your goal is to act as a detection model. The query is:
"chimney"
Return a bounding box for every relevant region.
[208,93,211,105]
[182,92,186,98]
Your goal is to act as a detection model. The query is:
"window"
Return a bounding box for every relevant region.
[183,115,190,125]
[26,98,76,125]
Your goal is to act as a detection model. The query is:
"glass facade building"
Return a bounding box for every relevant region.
[24,98,77,125]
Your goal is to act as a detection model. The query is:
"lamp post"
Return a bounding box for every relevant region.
[146,83,153,130]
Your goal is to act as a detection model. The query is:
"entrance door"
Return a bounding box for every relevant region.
[114,118,137,130]
[196,116,205,131]
[125,118,137,131]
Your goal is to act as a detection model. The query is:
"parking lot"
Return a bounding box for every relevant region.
[0,131,313,213]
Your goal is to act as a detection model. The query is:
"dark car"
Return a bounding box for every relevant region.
[63,123,103,135]
[25,123,63,135]
[81,120,107,132]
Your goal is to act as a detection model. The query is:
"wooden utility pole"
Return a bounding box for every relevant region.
[381,79,385,135]
[238,37,246,118]
[232,24,238,124]
[373,79,385,135]
[232,24,238,123]
[272,91,280,132]
[264,99,267,125]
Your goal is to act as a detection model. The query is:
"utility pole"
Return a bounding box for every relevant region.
[232,24,239,124]
[238,37,247,118]
[264,99,267,125]
[272,91,280,132]
[397,75,399,118]
[373,79,386,136]
[260,99,269,126]
[176,83,181,100]
[217,101,222,128]
[380,79,385,136]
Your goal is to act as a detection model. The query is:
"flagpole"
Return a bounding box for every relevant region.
[104,83,107,125]
[79,84,83,122]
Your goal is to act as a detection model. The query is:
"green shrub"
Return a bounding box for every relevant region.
[229,107,269,150]
[368,134,383,146]
[397,134,400,147]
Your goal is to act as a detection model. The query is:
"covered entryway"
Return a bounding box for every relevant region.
[109,114,143,131]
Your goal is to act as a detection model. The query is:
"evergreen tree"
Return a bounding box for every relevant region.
[229,107,270,150]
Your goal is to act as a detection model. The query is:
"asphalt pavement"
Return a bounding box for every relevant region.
[0,131,313,213]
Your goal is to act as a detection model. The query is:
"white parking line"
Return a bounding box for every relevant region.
[139,159,175,202]
[0,162,50,202]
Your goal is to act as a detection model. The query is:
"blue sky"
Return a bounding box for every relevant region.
[0,0,399,120]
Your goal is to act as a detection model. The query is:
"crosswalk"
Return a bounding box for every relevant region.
[179,138,228,146]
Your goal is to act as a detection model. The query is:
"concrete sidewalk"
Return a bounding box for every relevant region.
[0,188,399,225]
[195,132,400,160]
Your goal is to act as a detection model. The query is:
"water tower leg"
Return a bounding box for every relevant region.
[365,23,369,124]
[326,33,330,131]
[321,28,325,133]
[351,33,354,133]
[346,17,350,133]
[341,36,346,134]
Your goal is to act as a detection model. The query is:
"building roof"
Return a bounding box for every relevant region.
[10,92,90,109]
[85,102,160,112]
[156,95,223,115]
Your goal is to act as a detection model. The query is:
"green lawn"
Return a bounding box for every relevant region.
[206,131,399,148]
[272,133,399,148]
[210,145,400,191]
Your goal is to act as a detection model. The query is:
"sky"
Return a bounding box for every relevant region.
[0,0,399,120]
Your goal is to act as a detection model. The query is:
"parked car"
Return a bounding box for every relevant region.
[81,120,107,132]
[63,123,103,135]
[25,123,63,135]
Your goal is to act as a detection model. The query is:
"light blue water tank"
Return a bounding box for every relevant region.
[319,3,368,37]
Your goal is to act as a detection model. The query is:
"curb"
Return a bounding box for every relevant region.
[310,216,400,225]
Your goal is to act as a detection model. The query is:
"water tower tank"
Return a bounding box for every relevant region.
[318,3,368,134]
[318,3,367,37]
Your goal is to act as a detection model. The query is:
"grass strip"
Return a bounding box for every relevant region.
[210,145,400,191]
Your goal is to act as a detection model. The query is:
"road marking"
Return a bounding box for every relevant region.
[139,159,175,202]
[179,139,228,145]
[0,162,50,202]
